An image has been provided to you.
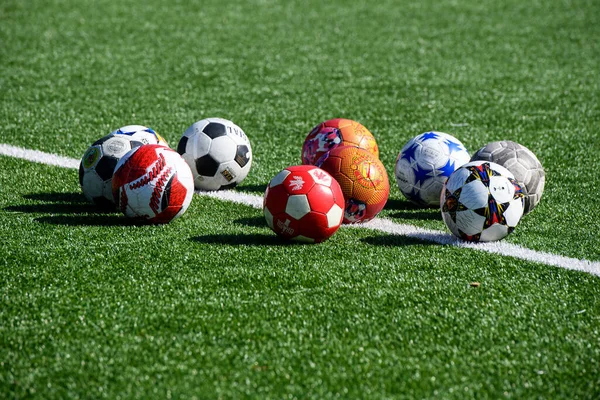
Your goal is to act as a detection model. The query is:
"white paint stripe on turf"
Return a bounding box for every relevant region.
[0,143,79,169]
[201,190,600,277]
[2,143,600,277]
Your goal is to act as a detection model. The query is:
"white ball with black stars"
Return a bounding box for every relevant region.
[177,118,252,191]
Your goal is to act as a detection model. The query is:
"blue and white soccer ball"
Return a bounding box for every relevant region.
[111,125,169,147]
[441,161,525,242]
[394,131,470,206]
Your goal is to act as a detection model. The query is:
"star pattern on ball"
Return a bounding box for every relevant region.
[412,163,433,187]
[437,159,456,178]
[444,138,464,154]
[420,132,439,141]
[401,142,419,163]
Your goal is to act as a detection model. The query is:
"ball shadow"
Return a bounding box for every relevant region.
[234,216,266,228]
[23,192,87,203]
[34,214,133,226]
[6,191,117,215]
[190,233,296,247]
[384,198,441,221]
[360,235,436,247]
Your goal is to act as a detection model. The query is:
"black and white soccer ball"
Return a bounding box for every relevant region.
[441,161,525,242]
[470,141,545,215]
[79,134,148,207]
[177,118,252,191]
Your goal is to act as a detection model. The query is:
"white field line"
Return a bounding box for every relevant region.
[0,143,79,169]
[2,143,600,277]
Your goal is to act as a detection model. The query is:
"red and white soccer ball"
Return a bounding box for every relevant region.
[112,145,194,224]
[263,165,344,243]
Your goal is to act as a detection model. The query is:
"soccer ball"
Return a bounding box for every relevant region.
[177,118,252,191]
[263,165,344,243]
[471,141,545,215]
[395,131,470,206]
[317,146,389,224]
[112,125,169,147]
[441,161,525,242]
[112,145,194,224]
[79,134,151,207]
[302,118,379,165]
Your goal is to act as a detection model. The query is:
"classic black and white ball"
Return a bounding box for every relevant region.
[79,134,147,207]
[177,118,252,191]
[471,141,545,214]
[441,161,525,242]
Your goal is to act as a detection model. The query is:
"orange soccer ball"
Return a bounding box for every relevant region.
[317,146,389,224]
[301,118,379,165]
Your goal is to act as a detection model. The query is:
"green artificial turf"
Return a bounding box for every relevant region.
[1,0,600,398]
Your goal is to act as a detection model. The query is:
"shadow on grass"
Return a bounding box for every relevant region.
[384,198,440,221]
[34,214,132,226]
[360,235,436,247]
[190,233,297,247]
[5,191,129,226]
[234,216,266,228]
[5,191,117,215]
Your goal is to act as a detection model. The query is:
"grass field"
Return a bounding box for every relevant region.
[1,0,600,398]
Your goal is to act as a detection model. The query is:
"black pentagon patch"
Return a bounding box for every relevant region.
[79,162,84,186]
[92,134,113,146]
[195,154,220,177]
[130,140,144,149]
[203,123,227,139]
[177,136,188,155]
[96,156,119,181]
[92,196,114,210]
[220,182,238,190]
[234,145,250,168]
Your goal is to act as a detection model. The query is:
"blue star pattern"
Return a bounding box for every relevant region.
[117,127,155,135]
[413,163,433,187]
[437,159,456,178]
[420,132,439,141]
[444,138,465,154]
[401,142,419,163]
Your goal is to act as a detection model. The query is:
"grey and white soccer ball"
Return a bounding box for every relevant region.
[441,161,525,242]
[79,134,148,207]
[395,131,470,206]
[471,141,545,214]
[177,118,252,191]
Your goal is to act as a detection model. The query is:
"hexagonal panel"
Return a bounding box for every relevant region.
[264,185,288,215]
[308,167,332,187]
[307,184,334,214]
[285,194,311,220]
[209,136,236,163]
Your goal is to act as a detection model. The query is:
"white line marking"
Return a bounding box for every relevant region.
[2,143,600,277]
[0,143,79,169]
